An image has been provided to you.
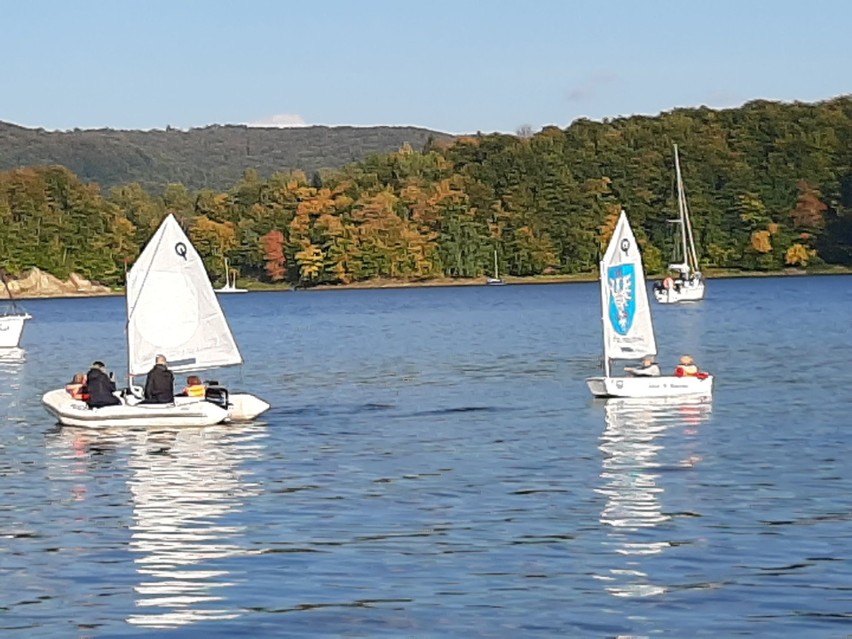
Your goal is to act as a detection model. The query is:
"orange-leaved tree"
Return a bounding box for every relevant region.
[261,229,286,281]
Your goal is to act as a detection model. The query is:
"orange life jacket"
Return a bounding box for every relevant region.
[184,384,205,398]
[66,383,89,401]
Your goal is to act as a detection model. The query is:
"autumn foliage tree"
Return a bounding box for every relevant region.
[4,96,852,288]
[261,229,286,281]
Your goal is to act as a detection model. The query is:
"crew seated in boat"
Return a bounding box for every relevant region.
[66,372,90,401]
[178,375,206,398]
[85,361,121,408]
[625,356,661,377]
[674,355,699,377]
[656,276,681,293]
[143,354,175,404]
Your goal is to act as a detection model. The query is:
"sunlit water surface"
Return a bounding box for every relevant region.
[1,276,850,637]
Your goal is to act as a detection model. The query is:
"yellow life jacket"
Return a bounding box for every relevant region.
[185,384,205,398]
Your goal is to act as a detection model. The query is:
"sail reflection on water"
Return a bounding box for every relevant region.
[123,425,266,628]
[595,396,711,598]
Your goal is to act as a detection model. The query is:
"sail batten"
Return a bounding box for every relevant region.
[126,215,243,378]
[601,211,657,363]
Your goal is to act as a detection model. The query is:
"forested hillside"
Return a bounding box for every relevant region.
[0,122,452,191]
[1,96,850,289]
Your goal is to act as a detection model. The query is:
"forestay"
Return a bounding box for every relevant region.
[126,214,242,377]
[600,211,657,363]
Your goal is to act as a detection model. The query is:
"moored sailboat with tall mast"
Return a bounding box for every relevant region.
[654,144,706,303]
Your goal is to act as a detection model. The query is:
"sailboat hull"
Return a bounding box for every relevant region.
[0,313,31,348]
[654,279,705,303]
[586,375,713,398]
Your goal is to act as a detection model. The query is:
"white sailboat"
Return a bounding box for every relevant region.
[586,210,713,398]
[42,214,270,427]
[215,258,248,294]
[486,250,505,286]
[653,144,706,304]
[0,275,32,360]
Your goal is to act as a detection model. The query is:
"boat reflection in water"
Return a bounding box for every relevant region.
[126,424,265,628]
[595,396,711,598]
[52,423,266,629]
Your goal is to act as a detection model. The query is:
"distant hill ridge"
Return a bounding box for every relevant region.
[0,121,454,191]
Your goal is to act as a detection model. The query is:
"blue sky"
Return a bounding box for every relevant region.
[2,0,849,134]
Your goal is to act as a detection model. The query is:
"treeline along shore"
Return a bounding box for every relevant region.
[1,96,851,293]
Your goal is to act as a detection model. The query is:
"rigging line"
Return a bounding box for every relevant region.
[0,268,21,313]
[126,221,169,327]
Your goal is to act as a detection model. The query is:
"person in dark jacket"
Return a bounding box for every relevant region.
[144,354,175,403]
[85,361,121,408]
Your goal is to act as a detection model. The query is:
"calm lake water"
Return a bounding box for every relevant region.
[1,276,851,638]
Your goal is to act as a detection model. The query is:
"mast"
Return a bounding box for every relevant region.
[224,257,229,288]
[494,250,499,280]
[680,166,700,274]
[598,257,611,378]
[0,269,20,313]
[673,145,690,275]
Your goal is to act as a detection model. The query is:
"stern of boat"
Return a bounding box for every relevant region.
[586,377,609,397]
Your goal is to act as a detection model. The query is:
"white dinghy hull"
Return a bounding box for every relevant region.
[42,388,270,428]
[42,389,228,428]
[586,374,713,398]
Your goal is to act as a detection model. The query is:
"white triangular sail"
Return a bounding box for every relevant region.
[126,215,243,377]
[600,211,657,364]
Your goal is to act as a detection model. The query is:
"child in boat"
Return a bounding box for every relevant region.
[674,355,707,377]
[181,375,206,398]
[66,373,89,401]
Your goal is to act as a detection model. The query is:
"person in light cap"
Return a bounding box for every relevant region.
[625,356,661,377]
[143,354,175,403]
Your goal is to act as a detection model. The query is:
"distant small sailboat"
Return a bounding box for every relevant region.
[486,250,505,286]
[216,258,248,294]
[586,210,713,398]
[654,144,706,303]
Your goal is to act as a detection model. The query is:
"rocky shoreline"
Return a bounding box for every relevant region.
[0,266,849,300]
[1,267,114,299]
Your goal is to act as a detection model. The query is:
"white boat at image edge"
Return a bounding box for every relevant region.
[0,275,32,360]
[586,210,713,398]
[42,214,270,428]
[653,144,706,304]
[216,257,248,294]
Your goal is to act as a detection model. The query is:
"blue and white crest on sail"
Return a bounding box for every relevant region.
[607,263,636,335]
[599,211,657,362]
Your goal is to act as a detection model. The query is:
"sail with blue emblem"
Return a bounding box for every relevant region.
[600,211,656,362]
